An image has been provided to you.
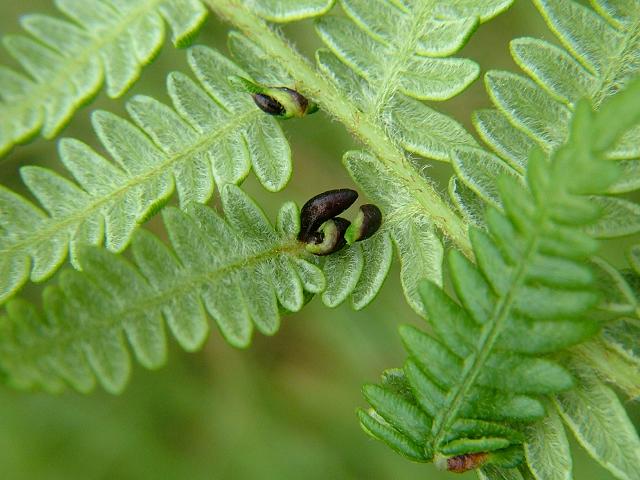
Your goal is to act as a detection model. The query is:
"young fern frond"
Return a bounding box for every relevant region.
[0,184,392,394]
[358,78,640,475]
[0,45,291,304]
[0,0,208,157]
[453,0,640,238]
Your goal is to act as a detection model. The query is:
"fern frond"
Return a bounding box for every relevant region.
[314,0,515,161]
[0,0,208,157]
[0,183,393,394]
[220,0,496,300]
[221,0,510,313]
[0,185,316,393]
[0,45,291,304]
[456,0,640,238]
[358,77,640,474]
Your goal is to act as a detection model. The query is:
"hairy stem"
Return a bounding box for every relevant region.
[205,0,473,257]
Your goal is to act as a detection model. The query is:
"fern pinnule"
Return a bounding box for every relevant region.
[342,150,444,316]
[240,0,335,22]
[0,0,208,157]
[0,45,291,305]
[358,77,640,475]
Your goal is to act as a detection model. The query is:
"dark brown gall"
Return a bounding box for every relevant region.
[298,189,358,242]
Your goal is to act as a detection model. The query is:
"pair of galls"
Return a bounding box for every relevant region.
[299,189,382,256]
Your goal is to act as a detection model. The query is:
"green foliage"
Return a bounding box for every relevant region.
[573,320,640,401]
[0,1,639,478]
[358,78,640,476]
[0,45,291,304]
[455,0,640,239]
[524,405,572,480]
[343,150,444,316]
[206,2,499,316]
[0,0,208,156]
[210,0,478,261]
[555,363,640,480]
[321,231,394,310]
[0,184,392,394]
[0,186,309,393]
[315,0,513,161]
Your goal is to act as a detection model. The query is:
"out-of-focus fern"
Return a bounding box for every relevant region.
[0,45,292,304]
[0,0,208,156]
[358,78,640,478]
[446,5,640,475]
[453,0,640,239]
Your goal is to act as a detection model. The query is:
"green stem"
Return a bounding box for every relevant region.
[205,0,473,258]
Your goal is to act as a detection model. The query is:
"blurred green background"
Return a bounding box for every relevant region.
[0,1,635,479]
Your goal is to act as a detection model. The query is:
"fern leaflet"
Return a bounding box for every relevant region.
[0,186,316,393]
[343,150,444,316]
[240,0,335,22]
[0,0,208,156]
[554,361,640,480]
[314,0,514,161]
[0,45,292,304]
[0,183,392,394]
[358,77,640,474]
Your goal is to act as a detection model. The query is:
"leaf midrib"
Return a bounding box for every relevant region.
[1,239,303,360]
[370,0,433,116]
[1,109,258,258]
[429,209,548,453]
